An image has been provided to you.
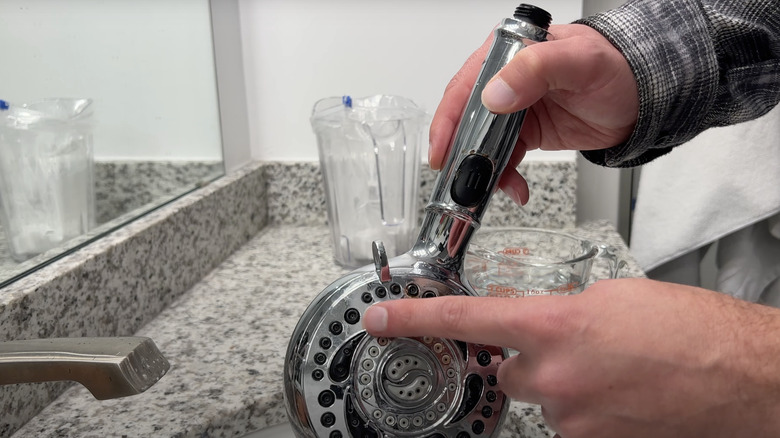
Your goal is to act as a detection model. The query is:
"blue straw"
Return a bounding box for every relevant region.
[342,95,352,108]
[0,100,9,111]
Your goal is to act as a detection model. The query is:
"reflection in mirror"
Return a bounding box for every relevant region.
[0,0,225,288]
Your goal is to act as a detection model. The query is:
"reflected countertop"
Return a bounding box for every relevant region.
[12,221,645,438]
[0,161,223,287]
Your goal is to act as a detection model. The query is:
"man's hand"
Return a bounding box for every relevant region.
[363,278,780,438]
[430,24,639,205]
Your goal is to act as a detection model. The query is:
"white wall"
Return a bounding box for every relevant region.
[0,0,223,161]
[211,0,253,172]
[239,0,583,162]
[576,0,631,237]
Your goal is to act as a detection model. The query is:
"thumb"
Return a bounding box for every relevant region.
[480,41,554,114]
[481,30,608,114]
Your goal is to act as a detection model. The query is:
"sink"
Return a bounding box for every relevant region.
[241,422,296,438]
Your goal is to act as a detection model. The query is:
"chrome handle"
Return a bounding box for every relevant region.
[413,6,551,271]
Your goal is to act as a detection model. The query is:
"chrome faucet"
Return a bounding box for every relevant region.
[0,337,170,400]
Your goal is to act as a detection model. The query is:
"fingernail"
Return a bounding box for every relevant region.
[427,142,433,166]
[363,305,388,333]
[482,77,517,111]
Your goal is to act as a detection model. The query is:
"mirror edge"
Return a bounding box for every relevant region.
[210,0,252,172]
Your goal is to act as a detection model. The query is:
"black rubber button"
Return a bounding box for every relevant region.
[321,412,336,427]
[344,308,360,325]
[329,321,343,335]
[472,419,485,435]
[312,369,324,381]
[477,350,492,367]
[375,286,387,298]
[486,390,497,403]
[319,337,332,349]
[314,353,327,365]
[486,375,498,386]
[361,292,373,303]
[450,154,494,208]
[481,405,493,418]
[318,390,336,407]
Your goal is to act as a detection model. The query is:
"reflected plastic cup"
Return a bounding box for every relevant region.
[311,95,427,268]
[0,98,95,262]
[464,227,626,297]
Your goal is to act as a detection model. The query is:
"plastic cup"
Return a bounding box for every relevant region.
[0,98,95,262]
[311,95,426,268]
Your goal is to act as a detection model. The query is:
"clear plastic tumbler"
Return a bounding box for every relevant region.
[0,98,95,262]
[311,95,426,268]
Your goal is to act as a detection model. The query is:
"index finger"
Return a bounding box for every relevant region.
[363,295,570,350]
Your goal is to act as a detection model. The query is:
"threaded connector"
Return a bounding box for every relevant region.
[514,4,552,30]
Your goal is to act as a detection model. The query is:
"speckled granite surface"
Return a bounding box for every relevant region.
[12,221,644,438]
[0,160,223,288]
[0,161,267,436]
[265,161,577,229]
[94,161,223,224]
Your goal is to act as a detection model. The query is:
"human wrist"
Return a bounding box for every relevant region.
[718,298,780,434]
[575,0,718,167]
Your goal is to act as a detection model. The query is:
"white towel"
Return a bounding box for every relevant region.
[631,104,780,272]
[715,216,780,303]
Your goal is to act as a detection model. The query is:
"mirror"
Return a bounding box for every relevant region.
[0,0,225,288]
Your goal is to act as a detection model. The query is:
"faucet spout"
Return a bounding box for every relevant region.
[0,337,170,400]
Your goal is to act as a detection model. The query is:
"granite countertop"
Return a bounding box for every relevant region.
[12,220,645,438]
[0,161,223,286]
[0,161,268,437]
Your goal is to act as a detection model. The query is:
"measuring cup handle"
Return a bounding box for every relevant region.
[596,244,629,279]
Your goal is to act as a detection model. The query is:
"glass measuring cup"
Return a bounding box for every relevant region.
[465,227,626,297]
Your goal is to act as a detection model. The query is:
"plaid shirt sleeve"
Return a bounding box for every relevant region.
[575,0,780,167]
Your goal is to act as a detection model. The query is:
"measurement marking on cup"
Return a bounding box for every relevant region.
[485,282,581,297]
[500,247,531,256]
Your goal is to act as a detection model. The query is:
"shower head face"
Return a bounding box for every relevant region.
[284,266,508,438]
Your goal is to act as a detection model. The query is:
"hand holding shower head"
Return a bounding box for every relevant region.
[284,5,552,437]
